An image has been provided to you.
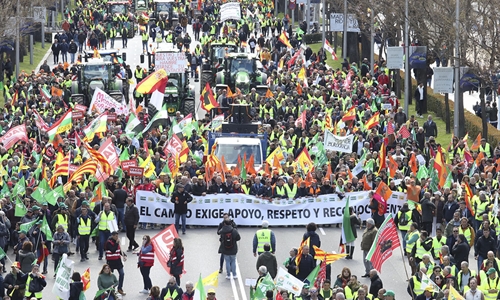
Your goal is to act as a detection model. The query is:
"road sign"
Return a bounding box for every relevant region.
[33,7,47,23]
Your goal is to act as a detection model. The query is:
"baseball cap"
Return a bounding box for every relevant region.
[207,288,216,294]
[383,291,395,297]
[487,268,496,275]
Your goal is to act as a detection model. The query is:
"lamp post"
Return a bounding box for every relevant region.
[453,0,461,137]
[342,0,347,59]
[403,0,410,116]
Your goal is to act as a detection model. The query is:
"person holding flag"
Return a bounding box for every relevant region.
[69,271,85,300]
[360,219,377,278]
[24,264,47,300]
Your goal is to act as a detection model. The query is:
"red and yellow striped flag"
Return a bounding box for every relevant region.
[84,143,113,174]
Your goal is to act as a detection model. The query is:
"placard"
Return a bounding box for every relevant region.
[121,159,137,171]
[154,52,188,73]
[433,67,454,93]
[381,103,393,111]
[72,111,84,120]
[88,87,129,116]
[74,104,87,112]
[323,130,354,153]
[329,13,360,32]
[68,164,78,175]
[107,113,117,121]
[98,138,120,171]
[386,47,404,69]
[220,2,241,22]
[128,166,144,177]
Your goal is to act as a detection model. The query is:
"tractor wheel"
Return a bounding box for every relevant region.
[183,98,195,116]
[200,72,212,92]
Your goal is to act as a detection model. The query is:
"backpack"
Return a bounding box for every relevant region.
[399,212,409,226]
[224,230,234,249]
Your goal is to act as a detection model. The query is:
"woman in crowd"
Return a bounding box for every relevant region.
[52,225,70,276]
[18,241,36,274]
[137,235,155,294]
[169,237,185,286]
[97,264,118,300]
[69,272,84,300]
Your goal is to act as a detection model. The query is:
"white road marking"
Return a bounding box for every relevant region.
[319,227,326,236]
[236,259,248,300]
[230,272,240,300]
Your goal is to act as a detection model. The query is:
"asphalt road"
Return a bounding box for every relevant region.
[7,225,428,300]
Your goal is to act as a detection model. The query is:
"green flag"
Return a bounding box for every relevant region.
[31,178,50,203]
[428,160,439,192]
[41,216,53,241]
[32,168,42,180]
[364,159,374,174]
[45,185,65,206]
[304,264,321,286]
[416,165,428,180]
[161,162,172,176]
[90,226,99,238]
[12,177,26,196]
[371,101,378,112]
[0,183,9,197]
[119,148,129,162]
[253,273,275,299]
[313,142,328,167]
[241,159,247,180]
[342,196,355,243]
[15,197,27,217]
[469,162,477,177]
[195,273,206,300]
[20,218,37,233]
[443,166,453,189]
[115,168,124,182]
[0,247,6,260]
[308,133,319,147]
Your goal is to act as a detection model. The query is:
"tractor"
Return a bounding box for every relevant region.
[104,1,136,38]
[215,53,268,95]
[150,0,178,26]
[70,59,124,107]
[140,46,196,117]
[200,42,238,92]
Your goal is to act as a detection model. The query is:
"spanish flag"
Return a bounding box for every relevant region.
[365,112,380,130]
[279,32,292,48]
[342,106,356,122]
[201,82,219,112]
[136,69,168,94]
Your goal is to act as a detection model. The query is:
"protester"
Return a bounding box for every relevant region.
[168,237,185,286]
[104,231,127,296]
[24,264,46,300]
[124,197,140,252]
[217,213,237,274]
[52,225,70,276]
[68,272,84,300]
[171,184,193,235]
[137,235,155,294]
[160,277,183,300]
[219,219,241,279]
[97,264,118,298]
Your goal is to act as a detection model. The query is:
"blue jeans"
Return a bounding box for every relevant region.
[70,53,75,64]
[400,230,407,249]
[174,213,186,233]
[117,207,126,231]
[140,266,152,290]
[99,230,111,258]
[224,255,236,277]
[112,267,124,290]
[478,255,485,272]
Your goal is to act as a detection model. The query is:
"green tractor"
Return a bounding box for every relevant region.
[104,1,136,38]
[150,0,178,26]
[71,60,124,106]
[200,42,238,92]
[215,53,268,95]
[140,46,196,116]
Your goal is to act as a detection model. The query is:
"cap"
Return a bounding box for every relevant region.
[111,231,119,235]
[434,191,442,196]
[366,218,375,225]
[11,262,20,269]
[424,286,434,292]
[383,291,395,297]
[303,284,310,289]
[31,205,40,211]
[207,288,216,294]
[176,184,185,189]
[487,268,496,275]
[42,202,48,206]
[82,201,90,206]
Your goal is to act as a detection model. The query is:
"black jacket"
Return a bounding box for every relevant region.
[191,183,207,196]
[452,241,470,267]
[112,188,128,209]
[303,231,321,257]
[219,225,241,255]
[420,198,436,223]
[170,191,193,214]
[69,281,84,300]
[369,274,383,296]
[124,204,140,226]
[423,120,438,138]
[160,284,183,300]
[474,234,496,258]
[4,271,26,300]
[104,237,124,270]
[296,254,315,281]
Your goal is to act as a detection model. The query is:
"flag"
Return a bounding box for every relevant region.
[303,265,320,286]
[45,185,65,206]
[341,196,355,244]
[409,153,418,175]
[295,110,307,128]
[124,113,145,135]
[376,181,393,202]
[448,284,464,300]
[193,274,206,300]
[266,147,285,165]
[12,177,26,196]
[39,87,51,102]
[135,69,168,94]
[288,50,301,68]
[201,82,219,112]
[295,237,310,274]
[82,268,91,291]
[323,39,338,60]
[49,152,70,187]
[142,108,171,134]
[298,66,306,80]
[51,86,63,97]
[315,259,327,289]
[398,125,411,139]
[202,270,219,287]
[279,32,292,48]
[464,182,475,216]
[15,197,27,217]
[312,246,347,264]
[0,248,6,261]
[295,148,314,173]
[47,110,73,142]
[253,273,275,299]
[83,112,108,141]
[416,165,429,180]
[84,143,113,175]
[41,216,53,241]
[421,273,442,293]
[246,154,257,175]
[31,178,51,203]
[470,133,481,151]
[67,159,98,186]
[226,86,234,98]
[33,110,50,131]
[378,142,387,174]
[365,112,380,130]
[265,89,274,99]
[387,155,398,178]
[342,107,356,122]
[365,214,401,272]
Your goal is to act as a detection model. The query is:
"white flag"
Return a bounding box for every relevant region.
[323,40,338,60]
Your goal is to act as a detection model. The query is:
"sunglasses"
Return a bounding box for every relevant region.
[208,293,215,295]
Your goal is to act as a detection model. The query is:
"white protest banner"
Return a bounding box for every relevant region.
[136,191,407,226]
[275,267,304,296]
[381,103,392,111]
[0,124,29,150]
[52,254,74,300]
[329,13,360,32]
[433,67,454,93]
[155,52,188,73]
[88,87,129,116]
[220,2,241,22]
[386,47,404,69]
[324,130,354,153]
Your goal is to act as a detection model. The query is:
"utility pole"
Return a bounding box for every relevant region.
[322,0,326,44]
[342,0,347,59]
[453,0,460,137]
[15,0,20,79]
[403,0,410,116]
[370,5,374,75]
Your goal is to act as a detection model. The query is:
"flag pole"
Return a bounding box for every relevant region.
[398,230,415,300]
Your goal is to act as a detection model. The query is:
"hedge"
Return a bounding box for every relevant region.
[303,33,323,45]
[400,70,500,146]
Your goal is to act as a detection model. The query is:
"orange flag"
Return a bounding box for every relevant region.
[232,155,241,176]
[476,151,485,167]
[362,174,372,191]
[296,82,303,95]
[246,154,257,175]
[378,142,387,174]
[347,168,354,180]
[265,89,274,98]
[375,181,393,201]
[409,153,418,175]
[305,171,313,187]
[264,162,271,176]
[221,155,229,173]
[471,133,481,151]
[273,154,282,174]
[226,86,234,98]
[51,86,63,97]
[325,164,332,182]
[407,185,421,203]
[388,155,398,178]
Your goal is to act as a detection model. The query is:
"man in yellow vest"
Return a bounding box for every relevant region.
[407,268,426,300]
[480,267,500,300]
[395,203,413,249]
[160,276,184,299]
[95,202,116,260]
[77,205,93,262]
[252,220,276,257]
